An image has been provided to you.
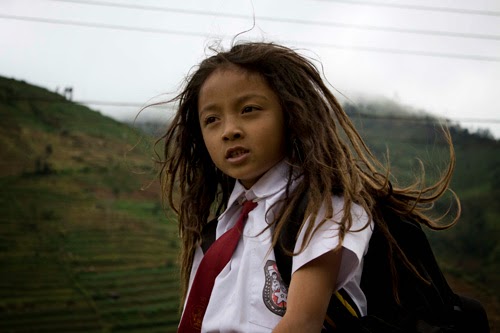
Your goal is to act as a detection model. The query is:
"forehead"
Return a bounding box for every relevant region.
[198,66,276,108]
[200,66,270,93]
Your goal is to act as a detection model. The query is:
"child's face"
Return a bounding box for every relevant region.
[198,66,286,189]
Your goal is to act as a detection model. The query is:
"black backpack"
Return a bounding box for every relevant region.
[201,194,490,333]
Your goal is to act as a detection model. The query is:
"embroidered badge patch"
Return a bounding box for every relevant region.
[262,260,287,316]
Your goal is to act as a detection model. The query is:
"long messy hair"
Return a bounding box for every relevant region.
[157,42,459,304]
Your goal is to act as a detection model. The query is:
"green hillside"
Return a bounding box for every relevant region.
[1,76,498,332]
[0,77,180,332]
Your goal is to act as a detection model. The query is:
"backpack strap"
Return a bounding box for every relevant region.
[201,217,218,254]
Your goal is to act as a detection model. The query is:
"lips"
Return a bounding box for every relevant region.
[225,147,249,159]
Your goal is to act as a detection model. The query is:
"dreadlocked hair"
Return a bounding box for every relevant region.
[156,41,460,307]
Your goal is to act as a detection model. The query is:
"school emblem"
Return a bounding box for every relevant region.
[262,260,287,316]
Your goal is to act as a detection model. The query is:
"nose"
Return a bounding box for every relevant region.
[222,117,243,141]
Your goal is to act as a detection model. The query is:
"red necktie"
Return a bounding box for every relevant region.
[178,200,258,333]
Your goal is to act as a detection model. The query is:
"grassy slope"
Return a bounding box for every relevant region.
[0,77,180,332]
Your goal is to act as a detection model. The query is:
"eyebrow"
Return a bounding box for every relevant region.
[235,93,270,104]
[199,93,270,115]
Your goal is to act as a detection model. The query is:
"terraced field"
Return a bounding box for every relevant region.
[0,171,182,332]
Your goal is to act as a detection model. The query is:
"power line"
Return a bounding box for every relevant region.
[1,14,499,62]
[0,14,218,38]
[5,96,162,108]
[451,117,500,125]
[6,96,500,124]
[315,0,500,17]
[50,0,500,41]
[349,113,500,124]
[78,100,148,107]
[280,39,500,62]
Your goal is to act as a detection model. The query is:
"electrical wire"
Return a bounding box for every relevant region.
[314,0,500,17]
[0,14,219,38]
[279,38,500,62]
[49,0,500,41]
[5,96,499,124]
[1,14,499,62]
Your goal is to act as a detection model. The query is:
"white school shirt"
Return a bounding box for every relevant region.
[184,162,373,332]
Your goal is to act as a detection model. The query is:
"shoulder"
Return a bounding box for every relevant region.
[291,195,373,276]
[306,195,372,235]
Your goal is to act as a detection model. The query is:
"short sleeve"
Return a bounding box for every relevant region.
[291,197,372,290]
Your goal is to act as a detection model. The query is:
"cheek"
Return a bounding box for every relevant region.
[269,120,286,156]
[201,134,219,161]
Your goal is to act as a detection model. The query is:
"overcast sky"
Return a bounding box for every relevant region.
[1,0,499,138]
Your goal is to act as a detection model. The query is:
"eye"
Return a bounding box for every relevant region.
[204,116,218,125]
[242,105,259,113]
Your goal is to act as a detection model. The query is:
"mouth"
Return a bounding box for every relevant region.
[225,147,249,159]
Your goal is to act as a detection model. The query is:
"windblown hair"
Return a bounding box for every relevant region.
[157,42,459,305]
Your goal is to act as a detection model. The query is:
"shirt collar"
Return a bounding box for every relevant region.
[223,160,291,215]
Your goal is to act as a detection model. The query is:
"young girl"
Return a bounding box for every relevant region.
[158,42,457,332]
